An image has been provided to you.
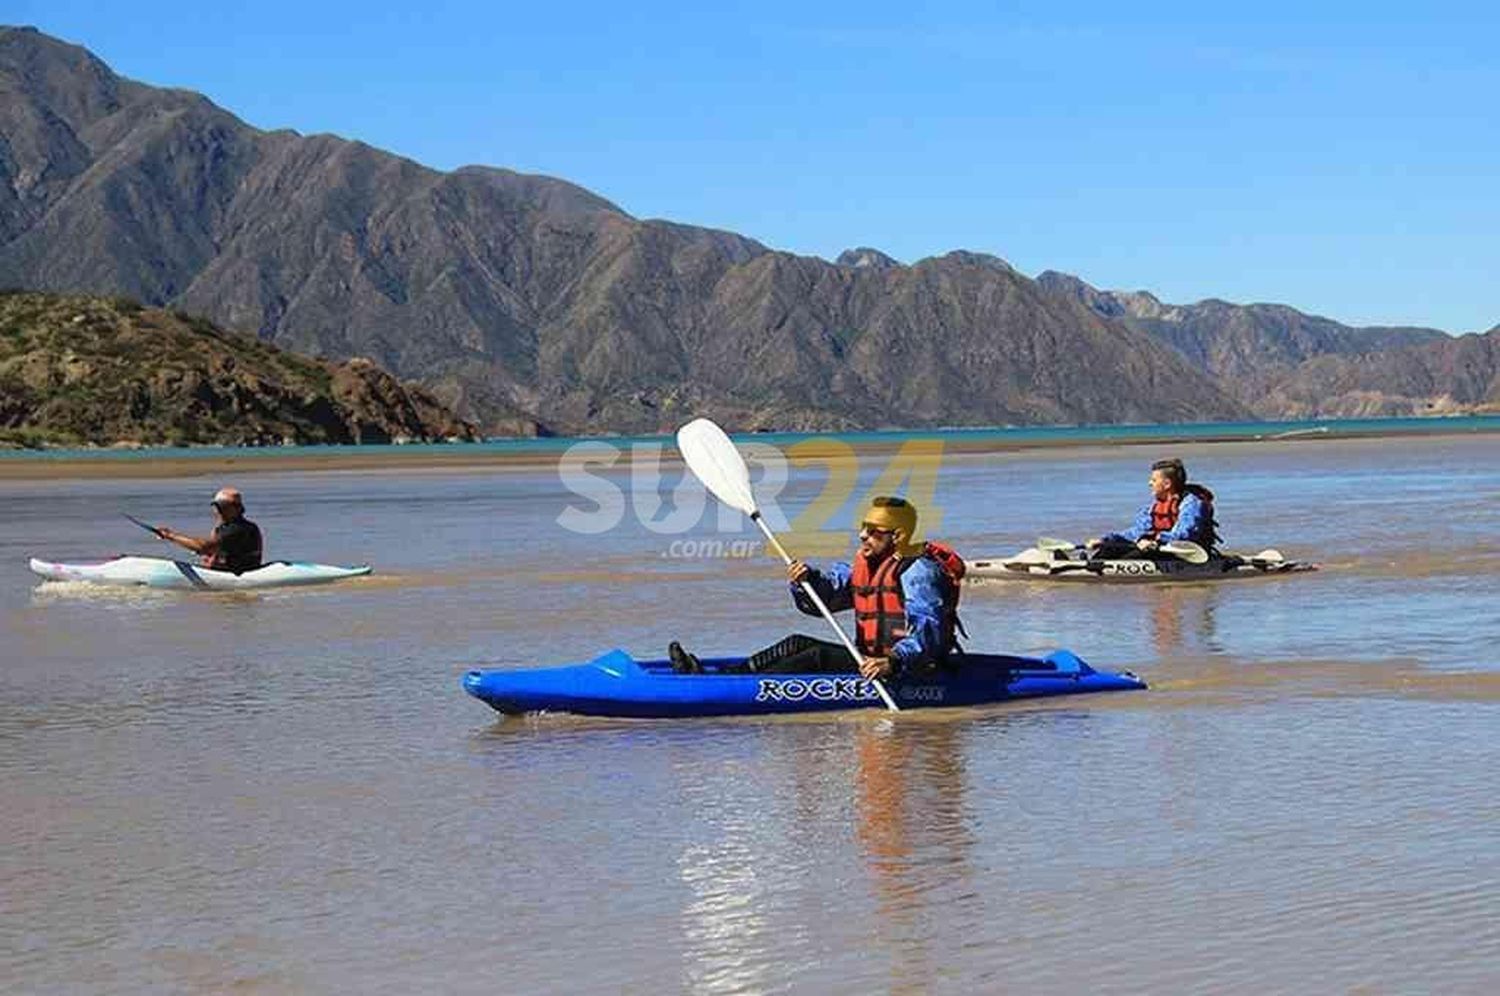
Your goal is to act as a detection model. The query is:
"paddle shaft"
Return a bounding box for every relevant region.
[123,513,165,538]
[750,512,901,712]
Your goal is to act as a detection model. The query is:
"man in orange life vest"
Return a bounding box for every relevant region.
[1085,458,1219,558]
[786,496,964,682]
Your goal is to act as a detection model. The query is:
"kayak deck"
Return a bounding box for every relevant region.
[28,556,372,590]
[463,648,1145,718]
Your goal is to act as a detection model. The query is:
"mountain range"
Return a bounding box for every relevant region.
[2,25,1495,436]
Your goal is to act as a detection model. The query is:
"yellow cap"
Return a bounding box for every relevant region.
[860,496,920,553]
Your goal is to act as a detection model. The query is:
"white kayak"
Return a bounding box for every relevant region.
[29,556,372,590]
[968,545,1317,584]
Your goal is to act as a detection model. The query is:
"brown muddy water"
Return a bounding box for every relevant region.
[1,434,1497,993]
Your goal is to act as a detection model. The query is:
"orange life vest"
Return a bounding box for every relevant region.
[850,541,967,659]
[1149,484,1217,540]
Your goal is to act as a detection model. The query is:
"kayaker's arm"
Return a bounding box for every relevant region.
[789,561,853,616]
[155,527,218,557]
[889,559,946,674]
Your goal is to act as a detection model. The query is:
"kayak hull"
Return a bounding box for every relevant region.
[462,649,1145,718]
[968,549,1317,584]
[29,556,372,590]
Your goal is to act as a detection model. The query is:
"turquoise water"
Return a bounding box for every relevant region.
[2,414,1498,461]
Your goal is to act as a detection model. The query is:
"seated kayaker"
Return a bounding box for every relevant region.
[783,495,966,681]
[1085,458,1219,558]
[153,487,265,574]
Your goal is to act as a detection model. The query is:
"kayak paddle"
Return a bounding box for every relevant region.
[676,417,900,713]
[1222,548,1286,567]
[1158,540,1209,564]
[1003,547,1056,568]
[1046,534,1208,563]
[123,513,166,539]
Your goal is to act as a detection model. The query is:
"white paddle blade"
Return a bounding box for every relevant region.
[1253,548,1285,563]
[1160,540,1209,564]
[1036,536,1077,552]
[676,418,758,517]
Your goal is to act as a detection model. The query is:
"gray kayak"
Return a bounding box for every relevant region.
[967,546,1318,584]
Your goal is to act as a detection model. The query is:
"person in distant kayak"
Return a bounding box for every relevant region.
[781,496,966,681]
[1086,458,1219,558]
[153,487,264,574]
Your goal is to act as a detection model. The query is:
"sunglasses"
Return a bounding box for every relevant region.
[859,523,895,538]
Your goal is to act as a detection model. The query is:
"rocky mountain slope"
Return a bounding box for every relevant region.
[1034,271,1495,417]
[1262,325,1499,417]
[0,291,479,447]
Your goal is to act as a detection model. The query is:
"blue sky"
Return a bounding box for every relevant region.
[13,2,1498,332]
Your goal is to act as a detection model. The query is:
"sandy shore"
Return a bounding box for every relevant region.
[1,421,1494,480]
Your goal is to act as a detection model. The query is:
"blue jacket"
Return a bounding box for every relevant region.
[1103,491,1216,547]
[790,556,950,674]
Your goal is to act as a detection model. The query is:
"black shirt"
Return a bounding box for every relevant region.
[212,517,264,574]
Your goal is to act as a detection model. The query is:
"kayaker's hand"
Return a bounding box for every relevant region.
[1136,538,1158,551]
[1084,537,1101,550]
[787,560,809,584]
[156,526,173,541]
[860,656,893,680]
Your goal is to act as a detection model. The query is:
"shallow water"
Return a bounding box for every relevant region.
[1,434,1497,993]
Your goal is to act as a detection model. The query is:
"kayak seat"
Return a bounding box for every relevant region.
[746,633,854,674]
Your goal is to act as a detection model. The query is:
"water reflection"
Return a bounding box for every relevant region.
[1148,585,1224,657]
[856,719,975,996]
[672,722,845,996]
[678,836,773,995]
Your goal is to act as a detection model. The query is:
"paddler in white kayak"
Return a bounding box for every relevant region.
[1085,458,1220,559]
[151,487,265,574]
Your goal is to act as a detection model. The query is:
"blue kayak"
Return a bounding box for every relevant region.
[462,648,1145,718]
